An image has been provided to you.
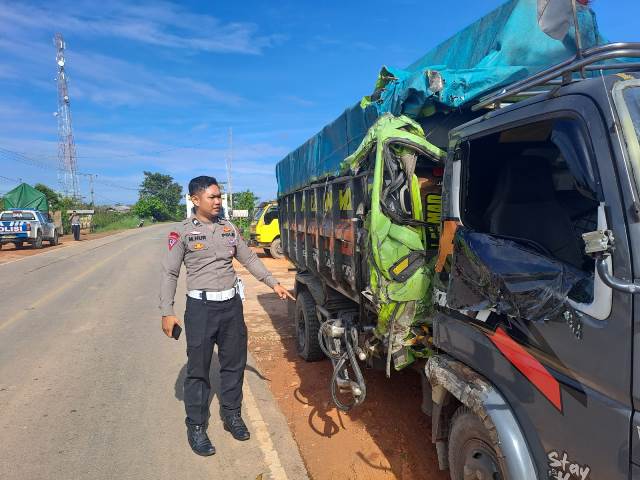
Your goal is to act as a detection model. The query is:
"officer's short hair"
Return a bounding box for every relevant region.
[189,176,219,196]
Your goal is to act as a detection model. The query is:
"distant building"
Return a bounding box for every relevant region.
[108,204,132,213]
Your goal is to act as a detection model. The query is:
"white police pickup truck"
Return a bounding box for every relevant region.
[0,209,59,249]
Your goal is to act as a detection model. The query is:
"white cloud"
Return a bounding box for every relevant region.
[0,1,286,55]
[0,37,246,108]
[0,1,289,203]
[282,95,316,107]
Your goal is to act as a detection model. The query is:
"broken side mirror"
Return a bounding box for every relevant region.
[583,228,640,294]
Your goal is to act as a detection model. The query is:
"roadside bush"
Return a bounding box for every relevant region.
[93,213,147,232]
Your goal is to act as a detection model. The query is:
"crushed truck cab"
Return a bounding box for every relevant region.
[275,1,640,478]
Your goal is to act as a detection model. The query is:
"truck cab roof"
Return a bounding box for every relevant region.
[451,43,640,139]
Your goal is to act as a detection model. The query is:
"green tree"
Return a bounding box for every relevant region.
[140,171,182,212]
[231,190,259,238]
[232,190,259,214]
[133,196,170,221]
[34,183,62,211]
[138,171,182,221]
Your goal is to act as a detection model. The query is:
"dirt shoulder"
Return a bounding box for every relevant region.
[0,229,135,265]
[237,251,447,480]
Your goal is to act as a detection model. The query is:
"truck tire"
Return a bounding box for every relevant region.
[269,238,284,259]
[49,230,59,246]
[33,230,43,249]
[295,289,324,362]
[263,248,271,257]
[448,406,507,480]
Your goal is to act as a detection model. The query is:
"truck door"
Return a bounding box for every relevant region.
[612,78,640,474]
[437,94,633,479]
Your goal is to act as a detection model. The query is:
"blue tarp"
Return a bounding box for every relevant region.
[276,0,606,196]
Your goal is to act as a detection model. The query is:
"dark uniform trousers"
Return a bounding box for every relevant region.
[184,293,246,426]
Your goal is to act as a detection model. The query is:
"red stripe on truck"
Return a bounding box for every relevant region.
[487,327,562,411]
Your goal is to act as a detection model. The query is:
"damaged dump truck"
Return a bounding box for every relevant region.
[276,1,640,479]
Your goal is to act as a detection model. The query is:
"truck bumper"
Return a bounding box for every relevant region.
[249,234,268,247]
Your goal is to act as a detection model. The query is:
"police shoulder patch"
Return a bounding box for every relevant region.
[168,231,180,251]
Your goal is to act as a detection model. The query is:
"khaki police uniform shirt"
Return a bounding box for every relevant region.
[159,215,279,316]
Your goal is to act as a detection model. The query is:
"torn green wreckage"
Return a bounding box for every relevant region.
[342,114,445,368]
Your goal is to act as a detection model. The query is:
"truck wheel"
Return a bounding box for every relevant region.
[33,231,43,249]
[263,248,271,257]
[270,238,284,259]
[49,230,59,246]
[295,289,324,362]
[448,406,506,480]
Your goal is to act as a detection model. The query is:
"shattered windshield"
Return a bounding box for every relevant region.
[616,84,640,193]
[625,87,640,141]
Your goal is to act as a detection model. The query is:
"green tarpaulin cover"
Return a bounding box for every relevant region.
[3,183,49,212]
[276,0,607,196]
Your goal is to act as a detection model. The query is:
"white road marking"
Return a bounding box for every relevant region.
[243,381,289,480]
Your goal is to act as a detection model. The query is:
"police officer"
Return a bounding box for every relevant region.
[69,210,81,241]
[159,175,294,457]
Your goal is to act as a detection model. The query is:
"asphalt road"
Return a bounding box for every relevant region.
[0,224,307,480]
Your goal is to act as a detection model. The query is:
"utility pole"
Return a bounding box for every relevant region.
[54,33,80,199]
[78,173,96,205]
[87,173,96,206]
[226,127,233,212]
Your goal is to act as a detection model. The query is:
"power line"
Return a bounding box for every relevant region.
[0,147,140,191]
[0,147,58,171]
[93,192,122,205]
[9,140,213,161]
[90,177,139,192]
[0,174,21,183]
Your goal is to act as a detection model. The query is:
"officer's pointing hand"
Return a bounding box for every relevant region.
[273,284,295,301]
[162,315,181,338]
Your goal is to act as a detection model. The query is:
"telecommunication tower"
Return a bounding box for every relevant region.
[54,33,79,198]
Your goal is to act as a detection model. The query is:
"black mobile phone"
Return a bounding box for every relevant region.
[171,323,182,340]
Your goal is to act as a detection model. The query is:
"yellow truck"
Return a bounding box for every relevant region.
[249,201,283,258]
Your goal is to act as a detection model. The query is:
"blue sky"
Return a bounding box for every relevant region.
[0,0,638,205]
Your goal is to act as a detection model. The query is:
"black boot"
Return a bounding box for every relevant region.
[186,422,216,456]
[222,411,250,441]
